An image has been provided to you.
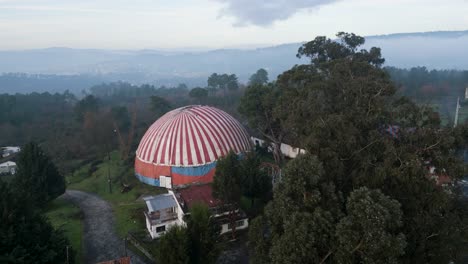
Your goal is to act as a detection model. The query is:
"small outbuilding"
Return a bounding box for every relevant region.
[143,193,183,239]
[143,184,248,239]
[175,184,249,235]
[1,146,20,158]
[0,161,17,175]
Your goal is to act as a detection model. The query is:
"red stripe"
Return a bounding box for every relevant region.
[194,113,224,159]
[170,114,182,164]
[200,107,240,152]
[191,115,210,163]
[183,114,193,165]
[194,107,234,154]
[192,108,228,157]
[187,114,203,165]
[136,105,251,166]
[157,113,179,164]
[192,112,217,162]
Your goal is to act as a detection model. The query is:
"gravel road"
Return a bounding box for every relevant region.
[62,190,148,264]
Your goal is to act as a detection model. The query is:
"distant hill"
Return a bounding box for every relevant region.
[364,30,468,70]
[0,30,467,93]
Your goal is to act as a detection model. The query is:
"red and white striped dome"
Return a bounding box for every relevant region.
[136,105,251,166]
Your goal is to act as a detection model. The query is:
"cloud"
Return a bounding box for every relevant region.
[215,0,339,26]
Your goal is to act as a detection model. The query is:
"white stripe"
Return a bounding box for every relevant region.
[186,114,199,165]
[181,114,188,166]
[202,107,240,152]
[195,107,234,154]
[189,115,206,164]
[193,112,223,158]
[146,114,174,162]
[174,114,183,165]
[191,113,216,163]
[136,105,251,166]
[155,114,178,164]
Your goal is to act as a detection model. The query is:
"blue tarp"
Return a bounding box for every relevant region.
[171,162,217,177]
[136,173,160,187]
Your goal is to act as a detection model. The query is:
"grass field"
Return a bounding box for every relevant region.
[45,199,83,264]
[67,151,165,237]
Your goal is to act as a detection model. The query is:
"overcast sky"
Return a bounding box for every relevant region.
[0,0,467,50]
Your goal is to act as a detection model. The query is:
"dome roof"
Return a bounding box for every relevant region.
[136,105,251,167]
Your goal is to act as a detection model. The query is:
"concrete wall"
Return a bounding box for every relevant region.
[147,219,181,239]
[0,163,16,174]
[251,137,306,159]
[220,218,249,235]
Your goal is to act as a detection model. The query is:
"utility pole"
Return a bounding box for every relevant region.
[124,237,128,256]
[107,150,112,194]
[66,245,69,264]
[454,97,461,128]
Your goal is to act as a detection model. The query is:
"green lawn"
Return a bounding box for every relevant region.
[67,151,166,237]
[45,199,83,264]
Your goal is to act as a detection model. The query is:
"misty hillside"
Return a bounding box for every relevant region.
[0,30,467,90]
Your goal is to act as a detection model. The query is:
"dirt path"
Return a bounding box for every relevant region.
[62,190,148,264]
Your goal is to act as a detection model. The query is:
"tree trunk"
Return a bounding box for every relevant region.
[272,141,283,165]
[230,209,237,240]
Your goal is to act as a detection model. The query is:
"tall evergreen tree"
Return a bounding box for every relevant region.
[212,151,242,239]
[246,32,467,263]
[150,95,172,118]
[249,68,269,85]
[14,142,66,208]
[156,225,190,264]
[239,83,286,164]
[186,203,220,264]
[156,204,219,264]
[0,181,73,264]
[240,152,271,207]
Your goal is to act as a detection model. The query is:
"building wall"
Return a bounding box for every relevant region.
[135,157,216,188]
[0,163,16,175]
[147,219,181,239]
[251,137,306,159]
[168,190,187,226]
[220,218,249,235]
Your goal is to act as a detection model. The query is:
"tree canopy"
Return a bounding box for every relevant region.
[212,151,242,205]
[74,94,99,121]
[240,152,272,206]
[150,95,172,118]
[207,73,239,96]
[186,203,220,264]
[212,150,242,238]
[249,68,269,85]
[246,32,468,264]
[13,142,66,208]
[156,203,219,264]
[157,225,190,264]
[0,179,72,263]
[238,83,286,164]
[189,87,208,104]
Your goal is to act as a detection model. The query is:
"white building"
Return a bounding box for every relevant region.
[465,87,468,100]
[174,184,249,235]
[143,184,248,239]
[1,146,21,158]
[0,161,16,175]
[143,194,183,239]
[251,136,306,159]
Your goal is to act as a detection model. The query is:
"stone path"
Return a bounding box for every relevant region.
[62,190,147,264]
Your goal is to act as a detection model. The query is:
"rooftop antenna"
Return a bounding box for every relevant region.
[454,97,460,128]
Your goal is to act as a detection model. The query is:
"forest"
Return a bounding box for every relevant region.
[1,32,468,263]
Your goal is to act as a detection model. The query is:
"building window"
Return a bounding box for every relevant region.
[156,225,166,233]
[227,220,244,230]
